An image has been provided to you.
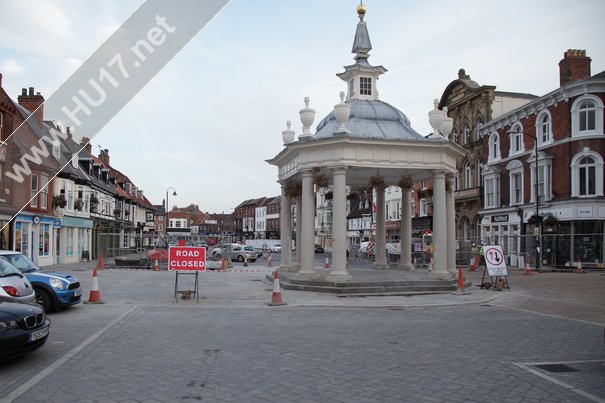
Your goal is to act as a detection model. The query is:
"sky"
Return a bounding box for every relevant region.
[1,0,605,214]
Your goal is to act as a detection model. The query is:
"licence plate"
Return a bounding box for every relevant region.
[29,325,49,342]
[74,289,81,297]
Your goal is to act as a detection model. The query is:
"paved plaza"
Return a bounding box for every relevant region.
[0,256,604,402]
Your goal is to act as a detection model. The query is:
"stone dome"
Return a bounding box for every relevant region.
[314,98,425,140]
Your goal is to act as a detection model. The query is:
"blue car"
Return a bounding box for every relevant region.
[0,251,82,312]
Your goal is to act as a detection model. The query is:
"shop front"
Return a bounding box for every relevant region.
[57,216,93,264]
[480,211,523,268]
[13,214,55,267]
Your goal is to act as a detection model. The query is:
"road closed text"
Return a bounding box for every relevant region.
[169,246,206,271]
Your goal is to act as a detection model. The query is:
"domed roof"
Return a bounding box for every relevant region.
[314,98,425,140]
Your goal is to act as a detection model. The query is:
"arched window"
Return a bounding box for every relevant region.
[474,115,484,140]
[483,166,500,209]
[570,148,604,197]
[464,161,472,189]
[535,110,553,146]
[571,95,604,137]
[452,127,459,144]
[509,122,524,155]
[463,123,470,145]
[488,132,500,162]
[506,160,523,205]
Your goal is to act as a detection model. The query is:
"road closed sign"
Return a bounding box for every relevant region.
[483,245,508,276]
[169,246,206,271]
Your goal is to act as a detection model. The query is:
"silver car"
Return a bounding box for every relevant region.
[0,258,36,304]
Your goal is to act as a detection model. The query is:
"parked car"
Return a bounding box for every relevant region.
[0,300,50,360]
[0,258,36,304]
[314,244,324,253]
[270,243,282,253]
[0,251,81,312]
[244,245,263,258]
[212,244,257,262]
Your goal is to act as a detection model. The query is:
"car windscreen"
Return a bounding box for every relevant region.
[0,259,23,277]
[2,254,39,273]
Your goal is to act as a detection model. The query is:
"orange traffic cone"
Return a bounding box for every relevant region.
[98,253,104,270]
[84,268,104,304]
[267,252,273,268]
[453,266,470,295]
[576,259,584,273]
[153,258,160,271]
[324,255,331,269]
[469,257,475,271]
[220,257,226,271]
[268,270,286,306]
[523,258,533,275]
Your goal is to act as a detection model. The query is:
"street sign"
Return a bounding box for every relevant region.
[483,245,508,276]
[168,246,206,271]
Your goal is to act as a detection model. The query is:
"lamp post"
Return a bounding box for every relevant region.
[165,187,177,242]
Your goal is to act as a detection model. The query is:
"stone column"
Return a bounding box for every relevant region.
[446,174,457,276]
[373,186,389,270]
[300,170,316,275]
[295,195,302,270]
[431,171,449,277]
[398,187,414,270]
[326,167,350,280]
[279,184,294,271]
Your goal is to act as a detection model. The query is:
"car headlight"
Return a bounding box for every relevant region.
[49,278,66,290]
[0,320,18,333]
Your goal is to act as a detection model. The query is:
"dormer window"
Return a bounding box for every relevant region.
[360,77,372,95]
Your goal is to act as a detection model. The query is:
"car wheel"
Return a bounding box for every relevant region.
[35,288,53,312]
[237,255,244,262]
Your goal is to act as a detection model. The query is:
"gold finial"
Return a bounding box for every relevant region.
[357,1,366,15]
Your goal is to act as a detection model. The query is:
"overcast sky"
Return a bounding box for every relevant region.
[2,0,604,214]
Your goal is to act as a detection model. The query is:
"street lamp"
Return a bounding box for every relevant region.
[165,187,177,240]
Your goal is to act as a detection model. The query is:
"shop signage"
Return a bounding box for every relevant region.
[491,214,509,223]
[578,207,593,218]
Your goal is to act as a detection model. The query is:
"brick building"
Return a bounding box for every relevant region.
[478,49,605,268]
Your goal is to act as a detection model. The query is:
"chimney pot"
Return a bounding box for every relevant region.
[0,73,3,87]
[21,88,27,96]
[28,87,34,96]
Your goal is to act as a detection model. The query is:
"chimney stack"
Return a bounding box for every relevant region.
[99,148,110,166]
[80,136,92,153]
[559,49,591,87]
[18,87,45,127]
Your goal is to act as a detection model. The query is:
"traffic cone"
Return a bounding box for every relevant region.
[453,266,469,295]
[576,259,584,273]
[243,256,249,267]
[428,257,433,272]
[153,258,160,271]
[523,258,533,275]
[84,268,104,304]
[268,270,286,306]
[324,255,331,269]
[469,257,475,271]
[267,252,273,268]
[98,253,104,270]
[220,257,226,271]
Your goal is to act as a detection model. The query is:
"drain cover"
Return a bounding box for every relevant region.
[535,364,578,373]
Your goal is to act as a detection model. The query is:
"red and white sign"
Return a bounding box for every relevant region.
[168,246,206,271]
